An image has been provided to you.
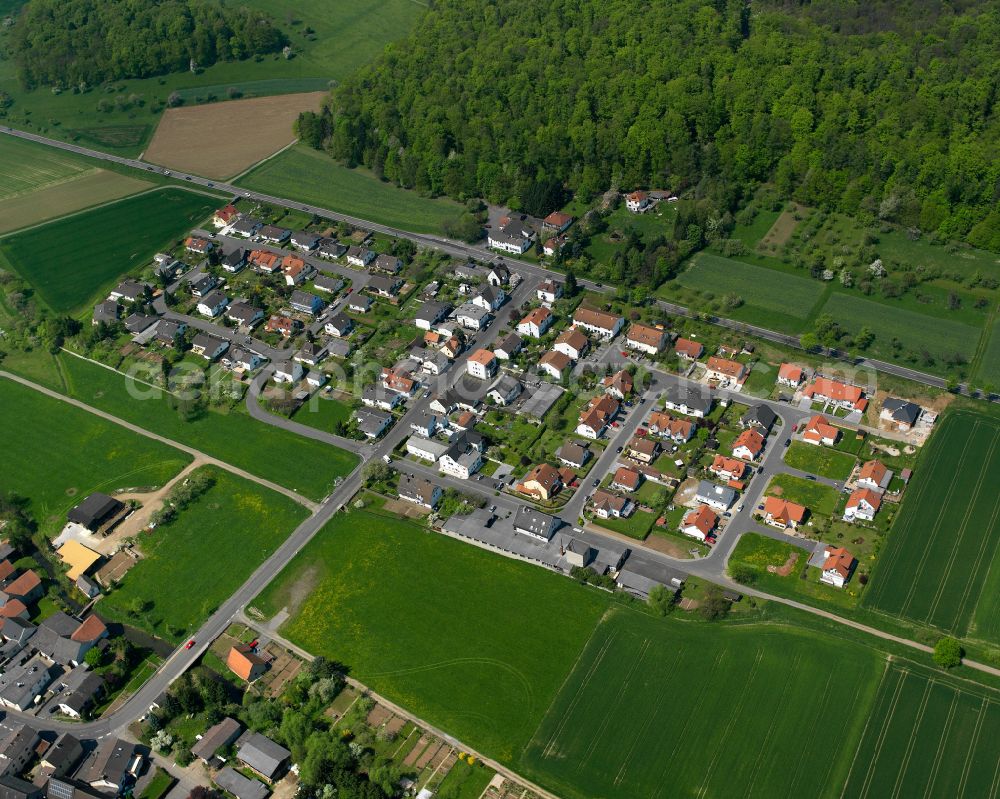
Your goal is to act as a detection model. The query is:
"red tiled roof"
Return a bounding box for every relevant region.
[822,547,856,578]
[71,615,108,643]
[683,505,718,536]
[803,415,839,443]
[763,496,807,524]
[778,363,804,383]
[674,338,704,359]
[733,427,765,458]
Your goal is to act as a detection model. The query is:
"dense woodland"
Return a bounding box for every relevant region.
[9,0,287,87]
[301,0,1000,253]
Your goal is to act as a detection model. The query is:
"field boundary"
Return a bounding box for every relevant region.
[228,137,301,183]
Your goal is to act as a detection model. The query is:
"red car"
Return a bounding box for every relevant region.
[185,639,196,650]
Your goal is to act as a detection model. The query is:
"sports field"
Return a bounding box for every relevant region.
[522,609,881,799]
[0,377,190,533]
[842,662,1000,798]
[0,170,152,235]
[144,92,326,179]
[863,411,1000,643]
[237,145,463,234]
[100,467,307,641]
[0,188,218,312]
[253,504,611,761]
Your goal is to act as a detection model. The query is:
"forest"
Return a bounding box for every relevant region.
[303,0,1000,252]
[9,0,287,87]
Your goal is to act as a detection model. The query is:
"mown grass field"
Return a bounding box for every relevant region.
[785,440,857,481]
[0,134,93,198]
[237,145,463,234]
[521,608,881,799]
[100,467,307,641]
[0,188,217,312]
[841,662,1000,798]
[0,0,422,156]
[290,396,354,432]
[766,472,841,515]
[54,354,357,501]
[253,504,612,762]
[0,377,190,534]
[863,411,1000,644]
[0,170,153,236]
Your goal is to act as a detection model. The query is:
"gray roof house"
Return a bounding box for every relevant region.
[289,290,324,315]
[79,737,141,793]
[0,775,43,799]
[616,559,687,599]
[882,397,922,428]
[415,301,451,330]
[39,733,83,779]
[556,441,591,469]
[236,732,291,782]
[513,507,560,541]
[695,480,737,511]
[91,301,119,326]
[313,274,345,293]
[740,404,777,432]
[291,231,320,251]
[258,225,290,243]
[398,475,443,509]
[662,384,713,418]
[353,407,393,439]
[214,768,270,799]
[192,717,243,763]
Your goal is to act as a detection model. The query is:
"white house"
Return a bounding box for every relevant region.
[190,333,229,361]
[820,547,857,588]
[196,291,229,318]
[694,480,736,512]
[536,280,563,304]
[466,349,497,380]
[626,323,668,355]
[488,230,530,254]
[406,436,449,463]
[455,302,491,331]
[572,308,624,339]
[273,361,303,383]
[517,307,554,338]
[472,285,505,312]
[539,350,571,380]
[553,328,588,361]
[844,488,881,523]
[625,190,650,213]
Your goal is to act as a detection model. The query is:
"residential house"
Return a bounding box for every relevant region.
[305,370,327,389]
[466,349,497,380]
[153,319,186,346]
[494,332,522,360]
[513,507,559,541]
[185,236,212,255]
[345,246,375,268]
[572,307,624,339]
[190,333,229,361]
[732,428,765,461]
[802,415,839,446]
[79,738,141,794]
[705,356,747,384]
[541,235,567,257]
[0,656,52,710]
[645,411,694,443]
[454,302,491,330]
[313,274,345,294]
[472,285,505,312]
[536,280,563,304]
[317,239,346,260]
[777,363,805,387]
[611,466,643,492]
[398,475,442,509]
[820,547,857,588]
[348,295,373,314]
[488,264,512,286]
[227,644,267,682]
[196,291,229,318]
[382,367,417,396]
[38,732,83,779]
[602,369,634,400]
[617,561,687,600]
[709,456,746,482]
[438,433,484,480]
[272,361,303,383]
[0,723,39,774]
[556,441,591,469]
[517,307,554,338]
[227,301,264,328]
[673,337,704,361]
[844,488,881,523]
[488,229,530,254]
[517,464,564,501]
[662,384,712,418]
[231,217,262,238]
[405,436,450,463]
[368,275,403,299]
[192,718,243,764]
[282,255,314,286]
[236,732,290,783]
[804,378,867,412]
[682,505,719,542]
[563,539,595,570]
[291,231,320,251]
[627,436,660,465]
[762,496,807,530]
[695,481,737,512]
[293,340,328,366]
[576,394,619,439]
[857,460,892,492]
[249,249,280,273]
[223,348,263,372]
[212,204,239,228]
[554,328,588,361]
[66,493,125,535]
[258,225,290,244]
[52,667,104,719]
[539,350,571,380]
[440,335,464,359]
[214,769,269,799]
[880,398,922,431]
[590,490,634,520]
[740,404,777,432]
[265,315,299,337]
[415,301,451,330]
[371,254,402,274]
[487,374,522,406]
[625,190,650,213]
[188,274,218,298]
[91,301,119,327]
[108,280,149,303]
[324,312,353,338]
[542,211,573,232]
[626,323,668,355]
[289,290,323,316]
[409,411,440,439]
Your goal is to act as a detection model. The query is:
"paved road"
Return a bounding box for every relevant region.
[2,125,987,402]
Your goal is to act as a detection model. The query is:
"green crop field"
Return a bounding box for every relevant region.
[670,252,825,331]
[766,473,841,515]
[52,354,357,501]
[862,411,1000,644]
[0,377,190,534]
[0,0,423,156]
[974,319,1000,386]
[522,609,881,799]
[842,662,1000,798]
[0,188,218,312]
[0,135,93,199]
[785,440,857,481]
[237,145,463,234]
[253,504,611,761]
[100,467,307,641]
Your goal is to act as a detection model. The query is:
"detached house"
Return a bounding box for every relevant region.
[709,455,746,482]
[282,255,314,286]
[802,415,839,446]
[488,229,530,255]
[185,236,213,255]
[265,315,299,337]
[517,463,564,501]
[249,249,281,273]
[576,394,619,439]
[494,332,522,360]
[572,307,624,339]
[646,411,694,443]
[536,280,563,304]
[454,301,491,330]
[291,231,320,251]
[289,290,323,316]
[682,505,719,542]
[539,350,571,380]
[627,436,660,465]
[662,384,712,418]
[820,547,857,588]
[517,307,554,338]
[777,363,805,387]
[611,466,642,492]
[222,248,247,273]
[487,374,522,406]
[372,254,403,274]
[213,204,239,228]
[398,475,442,509]
[346,247,376,268]
[553,328,588,361]
[466,349,497,380]
[626,323,668,355]
[732,428,765,461]
[844,488,881,523]
[472,285,505,311]
[190,333,229,361]
[857,460,892,492]
[880,398,922,431]
[705,356,747,385]
[227,301,264,328]
[761,496,807,530]
[542,211,573,232]
[673,337,704,361]
[591,490,634,520]
[695,481,737,512]
[602,369,634,400]
[625,190,650,213]
[259,225,291,244]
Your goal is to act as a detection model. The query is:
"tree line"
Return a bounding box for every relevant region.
[10,0,288,88]
[298,0,1000,252]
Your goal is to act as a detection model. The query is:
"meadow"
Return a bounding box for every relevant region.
[841,662,1000,799]
[0,377,190,534]
[237,145,463,234]
[765,472,842,515]
[53,354,358,501]
[0,188,218,312]
[862,411,1000,644]
[0,134,93,198]
[0,0,423,155]
[252,504,612,761]
[100,467,307,641]
[784,440,857,481]
[521,608,881,799]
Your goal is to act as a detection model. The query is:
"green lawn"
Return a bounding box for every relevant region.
[520,607,881,799]
[0,135,93,199]
[50,354,358,501]
[237,145,463,234]
[0,188,218,312]
[0,0,423,155]
[765,473,841,516]
[434,761,494,799]
[253,505,611,762]
[842,661,1000,799]
[290,395,354,432]
[100,467,307,641]
[973,317,1000,386]
[785,440,857,481]
[0,377,190,535]
[863,411,1000,645]
[590,509,657,539]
